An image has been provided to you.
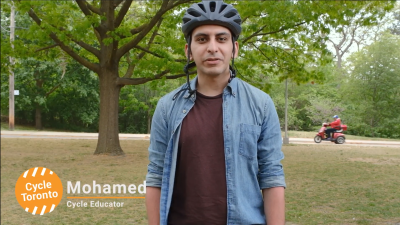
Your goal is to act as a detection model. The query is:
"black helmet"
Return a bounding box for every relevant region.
[182,0,242,42]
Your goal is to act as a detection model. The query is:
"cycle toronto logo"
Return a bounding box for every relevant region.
[15,167,63,215]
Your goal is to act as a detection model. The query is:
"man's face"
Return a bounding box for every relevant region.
[185,25,239,78]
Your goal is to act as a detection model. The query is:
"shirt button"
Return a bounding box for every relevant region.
[183,110,187,114]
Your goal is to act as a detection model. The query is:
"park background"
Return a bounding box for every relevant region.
[1,0,400,224]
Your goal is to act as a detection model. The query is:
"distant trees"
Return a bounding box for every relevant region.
[1,59,100,131]
[341,32,400,138]
[1,0,398,146]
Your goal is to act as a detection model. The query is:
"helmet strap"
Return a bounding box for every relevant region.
[184,36,196,96]
[229,36,236,83]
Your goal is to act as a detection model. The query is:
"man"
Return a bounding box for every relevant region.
[146,1,286,224]
[325,115,342,140]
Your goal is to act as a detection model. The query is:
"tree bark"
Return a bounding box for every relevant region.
[94,67,124,155]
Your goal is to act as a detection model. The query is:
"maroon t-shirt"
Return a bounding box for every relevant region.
[168,92,227,225]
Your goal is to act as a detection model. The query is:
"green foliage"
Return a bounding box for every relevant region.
[269,62,344,131]
[233,0,394,91]
[43,64,99,131]
[1,0,397,138]
[388,4,400,35]
[1,59,99,131]
[119,78,184,134]
[341,32,400,138]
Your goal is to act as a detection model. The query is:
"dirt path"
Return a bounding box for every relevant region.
[1,130,399,148]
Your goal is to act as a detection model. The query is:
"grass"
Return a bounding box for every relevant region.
[1,138,400,224]
[284,145,400,224]
[1,139,148,224]
[0,122,73,132]
[1,122,38,131]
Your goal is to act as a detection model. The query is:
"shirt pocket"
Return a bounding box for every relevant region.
[239,123,261,160]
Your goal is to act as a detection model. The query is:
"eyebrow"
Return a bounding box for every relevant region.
[193,32,231,38]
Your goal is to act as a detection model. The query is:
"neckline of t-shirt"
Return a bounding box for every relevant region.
[196,91,223,99]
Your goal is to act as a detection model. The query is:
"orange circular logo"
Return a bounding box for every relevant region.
[15,167,63,215]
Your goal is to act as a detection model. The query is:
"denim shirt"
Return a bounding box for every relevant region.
[146,77,286,225]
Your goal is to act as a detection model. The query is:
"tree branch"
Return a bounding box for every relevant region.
[259,22,307,36]
[117,69,170,85]
[130,23,147,36]
[44,21,101,58]
[28,7,100,73]
[35,43,59,52]
[70,37,101,58]
[75,0,93,16]
[133,45,185,62]
[49,33,100,73]
[123,19,162,79]
[45,84,61,97]
[123,53,136,78]
[251,43,283,70]
[170,0,194,8]
[340,28,356,57]
[117,0,182,60]
[86,2,101,15]
[75,0,104,34]
[115,0,133,28]
[241,25,267,44]
[242,22,306,44]
[117,70,195,86]
[113,0,124,9]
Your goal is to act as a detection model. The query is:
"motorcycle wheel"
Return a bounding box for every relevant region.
[314,135,322,143]
[335,136,345,144]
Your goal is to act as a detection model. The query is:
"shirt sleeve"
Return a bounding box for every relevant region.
[257,96,286,189]
[146,97,168,187]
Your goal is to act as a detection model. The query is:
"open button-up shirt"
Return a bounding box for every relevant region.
[146,76,286,225]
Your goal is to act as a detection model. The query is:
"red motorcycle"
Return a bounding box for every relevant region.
[314,123,347,144]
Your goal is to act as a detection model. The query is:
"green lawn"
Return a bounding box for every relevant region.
[1,138,399,224]
[0,122,70,132]
[1,122,37,131]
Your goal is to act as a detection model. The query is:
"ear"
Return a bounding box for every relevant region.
[232,41,239,58]
[184,44,193,60]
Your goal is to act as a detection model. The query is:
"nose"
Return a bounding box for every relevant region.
[207,39,218,53]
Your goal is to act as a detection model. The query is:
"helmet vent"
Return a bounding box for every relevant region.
[198,3,206,13]
[189,10,201,17]
[219,4,227,13]
[224,11,236,18]
[210,1,216,12]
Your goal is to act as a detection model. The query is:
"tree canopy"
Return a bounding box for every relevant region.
[1,0,396,154]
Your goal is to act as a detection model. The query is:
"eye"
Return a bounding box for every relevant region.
[196,37,207,43]
[218,37,228,42]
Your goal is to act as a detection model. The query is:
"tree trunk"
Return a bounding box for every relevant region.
[35,105,42,130]
[94,68,124,155]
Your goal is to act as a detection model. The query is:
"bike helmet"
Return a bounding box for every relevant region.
[182,0,242,42]
[175,1,242,100]
[333,115,339,119]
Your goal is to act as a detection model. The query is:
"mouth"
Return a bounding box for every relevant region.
[204,58,221,63]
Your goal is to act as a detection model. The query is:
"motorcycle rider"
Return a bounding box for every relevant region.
[325,115,341,140]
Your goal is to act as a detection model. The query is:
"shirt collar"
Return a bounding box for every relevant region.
[184,73,237,99]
